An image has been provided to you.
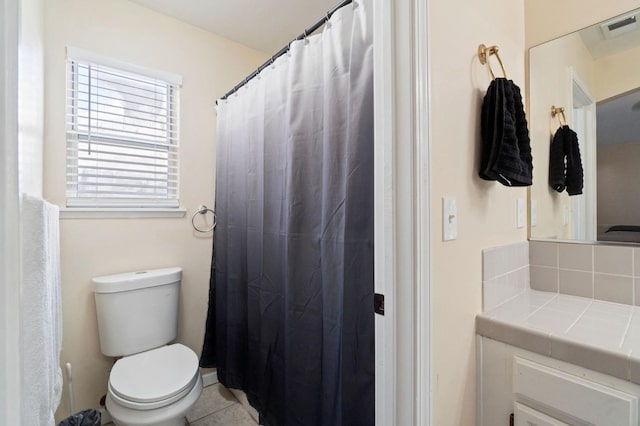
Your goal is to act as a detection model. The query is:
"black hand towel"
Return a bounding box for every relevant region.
[549,129,566,192]
[549,125,583,196]
[480,78,533,186]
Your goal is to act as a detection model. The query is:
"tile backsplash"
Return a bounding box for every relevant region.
[529,241,639,306]
[483,241,640,310]
[482,242,529,311]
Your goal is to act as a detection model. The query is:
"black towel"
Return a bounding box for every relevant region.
[549,125,583,196]
[480,78,533,186]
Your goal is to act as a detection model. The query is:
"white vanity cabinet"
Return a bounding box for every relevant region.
[478,337,640,426]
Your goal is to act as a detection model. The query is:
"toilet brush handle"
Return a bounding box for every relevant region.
[65,362,75,415]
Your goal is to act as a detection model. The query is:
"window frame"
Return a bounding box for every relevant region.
[62,47,185,218]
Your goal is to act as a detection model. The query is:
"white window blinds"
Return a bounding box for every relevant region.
[66,49,181,208]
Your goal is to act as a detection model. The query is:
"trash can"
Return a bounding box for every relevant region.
[57,409,101,426]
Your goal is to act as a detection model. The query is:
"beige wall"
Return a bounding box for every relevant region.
[525,0,640,49]
[429,0,526,423]
[597,142,640,227]
[43,0,268,420]
[594,45,640,101]
[528,33,596,239]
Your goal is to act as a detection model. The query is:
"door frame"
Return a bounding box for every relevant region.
[373,0,431,424]
[569,67,596,240]
[0,0,23,424]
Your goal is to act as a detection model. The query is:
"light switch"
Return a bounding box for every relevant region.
[517,198,525,229]
[443,197,457,241]
[531,199,538,227]
[563,204,569,226]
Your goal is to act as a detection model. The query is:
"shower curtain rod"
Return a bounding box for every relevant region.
[218,0,353,103]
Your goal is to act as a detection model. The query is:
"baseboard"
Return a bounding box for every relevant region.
[202,371,218,387]
[229,388,259,424]
[99,407,112,425]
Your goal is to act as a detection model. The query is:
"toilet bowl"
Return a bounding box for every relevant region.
[105,344,202,426]
[92,268,202,426]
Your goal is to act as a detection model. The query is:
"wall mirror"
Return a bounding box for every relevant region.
[529,7,640,244]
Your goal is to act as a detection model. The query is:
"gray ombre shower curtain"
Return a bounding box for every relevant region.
[200,1,374,425]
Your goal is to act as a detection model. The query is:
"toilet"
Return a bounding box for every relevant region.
[93,267,202,426]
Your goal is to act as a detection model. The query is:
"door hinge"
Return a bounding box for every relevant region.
[374,293,385,315]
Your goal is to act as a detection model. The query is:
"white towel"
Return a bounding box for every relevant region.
[21,195,63,426]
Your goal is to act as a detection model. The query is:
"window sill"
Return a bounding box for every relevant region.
[59,207,187,219]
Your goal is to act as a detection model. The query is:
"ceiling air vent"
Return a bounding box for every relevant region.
[600,12,638,39]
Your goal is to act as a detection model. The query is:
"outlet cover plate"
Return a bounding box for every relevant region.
[443,197,457,241]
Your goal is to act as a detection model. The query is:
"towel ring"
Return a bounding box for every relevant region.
[478,44,508,80]
[191,205,216,233]
[551,106,567,126]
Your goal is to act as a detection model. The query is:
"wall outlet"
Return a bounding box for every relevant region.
[443,197,457,241]
[531,199,538,227]
[516,198,525,229]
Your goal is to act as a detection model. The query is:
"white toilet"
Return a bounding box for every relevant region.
[93,267,202,426]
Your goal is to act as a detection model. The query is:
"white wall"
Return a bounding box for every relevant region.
[43,0,268,420]
[428,0,526,423]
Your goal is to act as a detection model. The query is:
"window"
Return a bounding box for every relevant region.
[66,48,181,210]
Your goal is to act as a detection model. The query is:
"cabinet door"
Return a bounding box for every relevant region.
[514,357,638,425]
[514,403,569,426]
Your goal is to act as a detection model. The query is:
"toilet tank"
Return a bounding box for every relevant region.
[93,267,182,357]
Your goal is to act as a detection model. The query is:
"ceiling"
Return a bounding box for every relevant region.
[575,8,640,146]
[129,0,338,54]
[579,8,640,59]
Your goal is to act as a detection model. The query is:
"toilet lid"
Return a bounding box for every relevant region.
[109,343,199,405]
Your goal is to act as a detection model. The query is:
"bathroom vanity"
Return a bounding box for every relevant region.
[478,242,640,426]
[477,291,640,426]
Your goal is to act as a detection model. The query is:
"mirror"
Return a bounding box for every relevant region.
[529,8,640,243]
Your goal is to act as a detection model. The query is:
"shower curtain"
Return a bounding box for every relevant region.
[200,1,374,425]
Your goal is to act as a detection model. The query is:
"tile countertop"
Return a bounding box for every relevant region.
[476,290,640,384]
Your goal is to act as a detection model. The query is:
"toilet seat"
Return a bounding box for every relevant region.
[108,343,199,411]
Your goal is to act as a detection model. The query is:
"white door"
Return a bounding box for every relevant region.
[373,0,430,425]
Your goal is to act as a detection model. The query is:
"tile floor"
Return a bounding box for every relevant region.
[186,383,258,426]
[104,383,258,426]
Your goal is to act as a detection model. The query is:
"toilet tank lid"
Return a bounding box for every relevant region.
[92,267,182,294]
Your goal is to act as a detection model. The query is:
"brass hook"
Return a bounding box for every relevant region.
[478,44,507,80]
[551,106,567,126]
